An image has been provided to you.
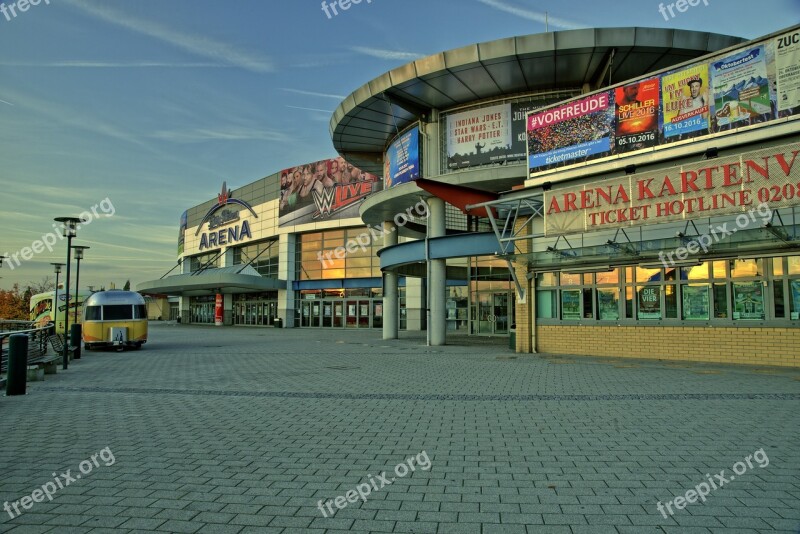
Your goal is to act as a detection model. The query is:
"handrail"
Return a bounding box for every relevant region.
[0,323,54,374]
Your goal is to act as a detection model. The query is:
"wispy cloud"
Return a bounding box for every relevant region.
[350,46,424,61]
[63,0,273,73]
[151,127,289,143]
[286,105,333,114]
[0,61,230,68]
[0,98,14,106]
[281,88,346,100]
[475,0,582,30]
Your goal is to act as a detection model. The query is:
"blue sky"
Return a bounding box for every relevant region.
[0,0,798,291]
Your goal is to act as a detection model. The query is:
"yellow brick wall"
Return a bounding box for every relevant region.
[531,325,800,367]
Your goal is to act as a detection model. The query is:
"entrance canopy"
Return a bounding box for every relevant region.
[137,265,285,297]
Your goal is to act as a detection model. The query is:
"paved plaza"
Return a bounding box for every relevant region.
[1,323,799,534]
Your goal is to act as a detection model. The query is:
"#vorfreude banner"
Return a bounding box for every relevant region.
[710,46,772,132]
[661,63,710,141]
[614,77,659,153]
[446,104,511,169]
[526,92,614,174]
[775,28,800,113]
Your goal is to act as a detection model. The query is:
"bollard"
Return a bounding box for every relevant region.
[6,334,28,396]
[71,323,82,360]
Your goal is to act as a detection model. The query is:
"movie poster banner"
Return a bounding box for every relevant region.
[526,92,614,174]
[710,46,772,132]
[791,279,800,320]
[637,286,661,319]
[278,158,379,227]
[446,104,511,169]
[614,77,659,152]
[661,63,710,140]
[775,29,800,113]
[385,125,421,188]
[733,281,765,320]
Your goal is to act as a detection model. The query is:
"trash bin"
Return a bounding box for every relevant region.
[274,318,283,328]
[509,324,516,351]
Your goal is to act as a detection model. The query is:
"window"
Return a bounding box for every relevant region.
[103,305,133,321]
[296,228,382,281]
[85,306,101,321]
[233,240,279,278]
[134,305,147,319]
[535,255,792,324]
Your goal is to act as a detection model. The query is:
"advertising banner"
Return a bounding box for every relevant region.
[614,77,659,153]
[446,103,511,169]
[682,285,710,320]
[178,210,187,255]
[527,92,614,173]
[384,126,421,188]
[637,286,661,319]
[597,288,619,320]
[279,158,380,227]
[215,294,223,326]
[543,142,800,236]
[733,281,765,320]
[775,29,800,113]
[661,63,710,140]
[791,279,800,320]
[560,290,581,320]
[710,46,772,132]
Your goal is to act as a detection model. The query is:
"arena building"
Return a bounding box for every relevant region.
[140,25,800,366]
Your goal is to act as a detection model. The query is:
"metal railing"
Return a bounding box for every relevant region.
[0,321,53,374]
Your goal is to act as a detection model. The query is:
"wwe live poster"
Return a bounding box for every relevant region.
[278,158,379,227]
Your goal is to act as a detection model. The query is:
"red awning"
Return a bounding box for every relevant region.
[414,179,498,218]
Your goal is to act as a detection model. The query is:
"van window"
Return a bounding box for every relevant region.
[103,305,133,321]
[134,305,147,319]
[85,306,102,321]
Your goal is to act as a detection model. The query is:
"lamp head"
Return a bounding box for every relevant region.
[54,217,86,238]
[72,245,90,260]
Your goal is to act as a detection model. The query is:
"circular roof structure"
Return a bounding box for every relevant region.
[330,27,745,176]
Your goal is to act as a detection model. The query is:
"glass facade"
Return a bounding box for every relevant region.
[535,255,800,324]
[296,228,383,281]
[189,253,220,273]
[233,240,279,278]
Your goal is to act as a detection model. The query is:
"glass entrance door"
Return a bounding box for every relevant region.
[475,292,513,335]
[322,301,333,327]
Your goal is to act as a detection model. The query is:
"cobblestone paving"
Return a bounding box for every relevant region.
[1,323,799,533]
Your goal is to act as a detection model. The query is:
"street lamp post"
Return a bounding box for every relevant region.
[54,217,85,370]
[50,263,64,336]
[71,246,90,324]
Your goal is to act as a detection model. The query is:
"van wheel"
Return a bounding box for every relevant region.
[134,342,143,350]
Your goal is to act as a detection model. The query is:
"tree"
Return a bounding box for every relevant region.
[123,280,131,291]
[0,284,30,320]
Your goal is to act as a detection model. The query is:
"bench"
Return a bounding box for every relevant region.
[48,334,78,365]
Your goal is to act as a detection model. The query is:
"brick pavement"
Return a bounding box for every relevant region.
[0,323,798,533]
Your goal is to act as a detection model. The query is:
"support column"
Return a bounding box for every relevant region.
[278,233,297,327]
[428,197,446,346]
[382,221,399,340]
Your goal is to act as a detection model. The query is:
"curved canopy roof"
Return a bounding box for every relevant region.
[330,27,745,175]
